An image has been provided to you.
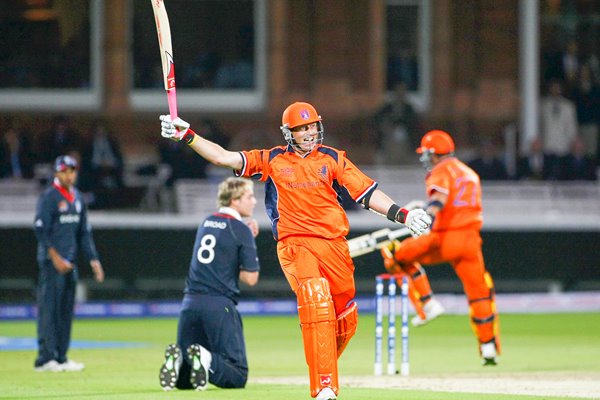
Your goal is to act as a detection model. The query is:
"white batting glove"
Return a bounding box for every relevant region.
[405,208,432,237]
[160,115,191,142]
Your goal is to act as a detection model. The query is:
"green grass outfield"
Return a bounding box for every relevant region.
[1,313,599,400]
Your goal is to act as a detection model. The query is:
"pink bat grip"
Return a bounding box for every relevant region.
[167,88,178,120]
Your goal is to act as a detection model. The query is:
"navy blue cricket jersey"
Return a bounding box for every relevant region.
[184,208,260,303]
[33,180,98,264]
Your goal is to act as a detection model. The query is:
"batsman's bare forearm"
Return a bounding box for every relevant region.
[365,189,396,216]
[365,189,432,237]
[187,133,243,170]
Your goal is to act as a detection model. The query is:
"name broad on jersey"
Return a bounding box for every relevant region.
[204,220,227,229]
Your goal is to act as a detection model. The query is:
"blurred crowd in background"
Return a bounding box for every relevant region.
[1,46,599,210]
[0,115,233,210]
[1,1,599,211]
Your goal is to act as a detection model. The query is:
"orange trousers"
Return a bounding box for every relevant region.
[394,228,500,348]
[277,236,357,398]
[277,236,356,315]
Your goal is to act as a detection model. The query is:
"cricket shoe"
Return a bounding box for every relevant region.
[411,298,445,327]
[187,344,209,391]
[34,360,63,372]
[480,342,498,366]
[159,344,182,391]
[60,359,85,372]
[316,387,337,400]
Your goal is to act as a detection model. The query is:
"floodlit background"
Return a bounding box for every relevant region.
[0,1,599,397]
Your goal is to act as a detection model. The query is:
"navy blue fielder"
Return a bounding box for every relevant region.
[159,177,260,391]
[33,155,104,372]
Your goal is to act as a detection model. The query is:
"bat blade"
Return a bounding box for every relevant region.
[150,0,178,119]
[348,228,411,258]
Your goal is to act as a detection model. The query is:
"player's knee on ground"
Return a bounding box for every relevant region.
[335,301,358,358]
[297,278,339,397]
[215,366,248,389]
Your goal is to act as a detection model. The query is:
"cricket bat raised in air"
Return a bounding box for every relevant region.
[348,228,411,258]
[150,0,178,119]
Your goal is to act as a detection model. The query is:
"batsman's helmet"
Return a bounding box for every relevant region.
[416,130,455,170]
[280,102,324,149]
[54,155,78,172]
[416,130,455,155]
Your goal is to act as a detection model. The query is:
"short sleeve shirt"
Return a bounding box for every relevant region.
[184,211,260,303]
[236,145,377,240]
[425,157,483,231]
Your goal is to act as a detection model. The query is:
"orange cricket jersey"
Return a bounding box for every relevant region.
[235,144,377,241]
[425,157,483,231]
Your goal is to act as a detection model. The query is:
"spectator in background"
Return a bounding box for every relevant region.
[0,125,35,179]
[159,118,229,186]
[181,51,220,88]
[214,57,253,89]
[158,140,199,187]
[516,137,552,181]
[196,118,230,155]
[214,27,254,89]
[39,116,81,163]
[372,82,419,164]
[387,48,418,91]
[539,79,578,179]
[572,64,600,165]
[560,135,597,181]
[560,39,581,95]
[588,53,600,84]
[79,120,124,208]
[467,138,509,180]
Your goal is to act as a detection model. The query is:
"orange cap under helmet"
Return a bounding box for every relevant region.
[416,130,455,155]
[281,102,322,130]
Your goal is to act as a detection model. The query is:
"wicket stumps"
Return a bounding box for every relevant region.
[374,273,409,376]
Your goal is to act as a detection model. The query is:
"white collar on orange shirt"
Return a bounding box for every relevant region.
[218,206,242,221]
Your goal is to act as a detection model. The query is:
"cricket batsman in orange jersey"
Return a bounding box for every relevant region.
[380,129,501,365]
[159,102,432,400]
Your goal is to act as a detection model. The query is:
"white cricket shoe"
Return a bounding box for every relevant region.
[34,360,63,372]
[411,298,445,327]
[159,344,182,391]
[480,342,498,366]
[187,344,209,391]
[316,387,337,400]
[61,359,85,372]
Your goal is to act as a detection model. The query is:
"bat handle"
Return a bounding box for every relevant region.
[167,88,178,120]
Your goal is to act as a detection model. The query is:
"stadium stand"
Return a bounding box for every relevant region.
[172,166,600,229]
[0,179,40,213]
[1,166,599,301]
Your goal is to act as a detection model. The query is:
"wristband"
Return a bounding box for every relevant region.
[387,204,409,223]
[386,204,400,221]
[182,129,197,145]
[386,204,407,224]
